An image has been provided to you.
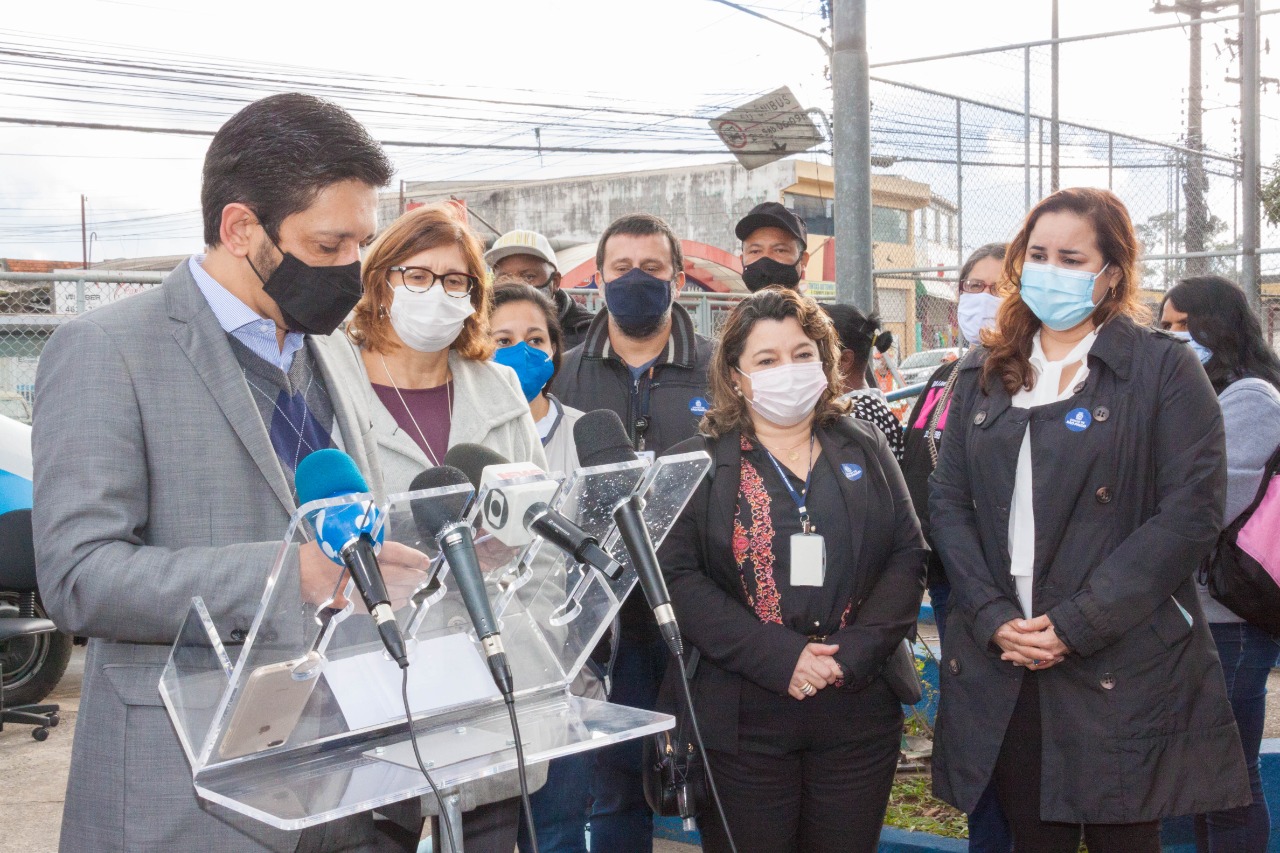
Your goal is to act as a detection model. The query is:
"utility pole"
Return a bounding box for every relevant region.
[80,194,88,269]
[1051,0,1060,192]
[1152,1,1233,277]
[1241,0,1261,312]
[832,0,874,311]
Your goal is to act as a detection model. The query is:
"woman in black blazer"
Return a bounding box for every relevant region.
[658,288,925,853]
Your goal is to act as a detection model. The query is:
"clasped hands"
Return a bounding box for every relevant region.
[789,642,843,700]
[993,614,1069,671]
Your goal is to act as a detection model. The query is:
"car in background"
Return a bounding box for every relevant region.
[898,347,961,387]
[0,393,32,425]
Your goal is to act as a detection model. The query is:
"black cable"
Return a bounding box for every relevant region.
[672,651,739,853]
[400,670,459,853]
[504,696,540,853]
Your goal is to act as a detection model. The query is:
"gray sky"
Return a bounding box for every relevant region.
[0,0,1274,261]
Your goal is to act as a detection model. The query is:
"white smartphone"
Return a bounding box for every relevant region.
[217,654,323,760]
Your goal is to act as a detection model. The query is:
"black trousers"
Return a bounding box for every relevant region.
[992,672,1161,853]
[698,678,902,853]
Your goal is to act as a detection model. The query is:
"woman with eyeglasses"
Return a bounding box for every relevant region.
[320,204,546,852]
[899,243,1013,853]
[326,204,545,492]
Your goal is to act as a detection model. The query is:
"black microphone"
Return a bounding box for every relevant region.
[574,409,641,467]
[410,466,513,697]
[296,449,408,669]
[443,444,623,578]
[573,411,684,656]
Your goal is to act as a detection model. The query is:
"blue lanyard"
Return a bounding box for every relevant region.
[761,433,816,533]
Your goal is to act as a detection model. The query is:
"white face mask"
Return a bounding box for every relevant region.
[388,285,476,353]
[740,361,828,427]
[957,292,1002,346]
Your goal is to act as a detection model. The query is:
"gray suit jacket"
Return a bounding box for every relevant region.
[31,261,402,853]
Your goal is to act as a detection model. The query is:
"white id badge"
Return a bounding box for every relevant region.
[790,533,826,586]
[637,451,657,464]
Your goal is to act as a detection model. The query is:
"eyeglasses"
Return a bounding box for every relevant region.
[388,266,477,298]
[959,279,1000,294]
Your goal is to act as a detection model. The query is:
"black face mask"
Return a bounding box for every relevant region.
[742,256,802,292]
[248,244,363,336]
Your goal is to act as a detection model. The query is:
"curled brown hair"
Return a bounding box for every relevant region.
[983,188,1147,395]
[348,204,494,360]
[702,288,851,439]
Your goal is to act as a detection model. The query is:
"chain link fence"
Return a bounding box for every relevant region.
[867,12,1280,351]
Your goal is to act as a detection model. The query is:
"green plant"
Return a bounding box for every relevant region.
[883,775,968,839]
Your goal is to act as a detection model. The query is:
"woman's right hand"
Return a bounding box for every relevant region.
[789,642,842,700]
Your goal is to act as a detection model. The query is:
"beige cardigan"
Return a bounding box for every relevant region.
[317,336,547,491]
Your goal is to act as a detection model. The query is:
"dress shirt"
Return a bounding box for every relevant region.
[1007,328,1098,617]
[189,255,304,373]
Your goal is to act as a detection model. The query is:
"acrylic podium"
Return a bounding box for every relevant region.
[158,450,711,840]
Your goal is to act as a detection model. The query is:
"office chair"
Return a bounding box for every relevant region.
[0,508,61,741]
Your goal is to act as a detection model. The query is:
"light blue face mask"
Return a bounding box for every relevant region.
[1168,329,1213,364]
[1019,261,1109,332]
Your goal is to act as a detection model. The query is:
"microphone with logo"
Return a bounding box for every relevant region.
[573,409,683,657]
[408,465,513,698]
[295,449,408,669]
[443,444,623,579]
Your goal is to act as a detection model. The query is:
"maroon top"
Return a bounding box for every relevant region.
[371,381,452,465]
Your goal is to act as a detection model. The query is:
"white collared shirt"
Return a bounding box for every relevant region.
[1007,328,1099,617]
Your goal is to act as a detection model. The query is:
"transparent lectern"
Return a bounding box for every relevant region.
[159,451,710,835]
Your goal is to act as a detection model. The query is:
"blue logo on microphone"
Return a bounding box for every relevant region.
[1064,408,1092,432]
[841,463,863,481]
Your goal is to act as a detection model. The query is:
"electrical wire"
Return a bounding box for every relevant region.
[505,696,540,853]
[672,651,738,853]
[400,670,460,853]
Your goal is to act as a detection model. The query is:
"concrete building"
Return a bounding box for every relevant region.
[386,161,952,354]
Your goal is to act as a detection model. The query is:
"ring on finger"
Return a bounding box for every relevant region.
[800,682,815,695]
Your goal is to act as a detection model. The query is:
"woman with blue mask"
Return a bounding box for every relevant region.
[1160,276,1280,853]
[930,188,1249,853]
[489,283,584,476]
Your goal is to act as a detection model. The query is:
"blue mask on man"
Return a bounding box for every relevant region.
[1019,261,1110,332]
[603,268,673,339]
[493,341,555,402]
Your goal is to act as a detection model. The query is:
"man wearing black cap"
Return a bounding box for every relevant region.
[736,200,811,293]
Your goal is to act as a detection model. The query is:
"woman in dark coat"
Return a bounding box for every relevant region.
[659,288,925,853]
[929,187,1250,853]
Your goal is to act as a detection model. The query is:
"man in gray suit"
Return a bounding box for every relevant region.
[31,94,418,852]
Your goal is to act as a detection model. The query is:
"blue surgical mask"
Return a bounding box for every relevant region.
[1169,329,1214,365]
[603,268,673,339]
[493,341,555,402]
[1019,261,1109,332]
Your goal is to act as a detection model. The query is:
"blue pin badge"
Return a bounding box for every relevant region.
[1064,407,1092,433]
[841,463,864,481]
[689,397,710,416]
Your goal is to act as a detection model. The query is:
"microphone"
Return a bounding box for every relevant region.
[295,449,408,669]
[573,409,641,467]
[573,411,683,656]
[409,466,512,697]
[443,444,623,578]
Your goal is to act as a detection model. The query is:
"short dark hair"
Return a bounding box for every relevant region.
[1161,275,1280,394]
[822,303,890,369]
[595,213,684,274]
[201,93,393,247]
[490,283,566,383]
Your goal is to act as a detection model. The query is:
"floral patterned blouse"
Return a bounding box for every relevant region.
[732,434,858,638]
